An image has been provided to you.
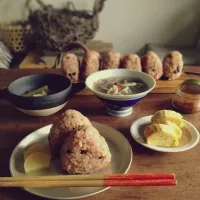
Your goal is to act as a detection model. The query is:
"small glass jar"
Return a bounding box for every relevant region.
[172,79,200,113]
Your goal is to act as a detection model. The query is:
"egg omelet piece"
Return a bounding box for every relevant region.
[151,110,183,128]
[144,124,179,147]
[151,118,182,139]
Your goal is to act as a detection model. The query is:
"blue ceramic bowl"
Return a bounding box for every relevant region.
[86,69,156,117]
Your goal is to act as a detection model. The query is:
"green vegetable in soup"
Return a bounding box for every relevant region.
[23,85,49,97]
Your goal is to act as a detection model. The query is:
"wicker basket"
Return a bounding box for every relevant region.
[0,22,31,53]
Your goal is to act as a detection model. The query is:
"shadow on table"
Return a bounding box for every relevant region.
[0,187,44,200]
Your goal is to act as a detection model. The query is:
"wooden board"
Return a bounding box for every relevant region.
[153,72,190,93]
[0,68,200,200]
[19,40,113,69]
[0,93,200,200]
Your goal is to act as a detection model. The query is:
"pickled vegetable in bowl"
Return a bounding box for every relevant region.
[23,85,49,97]
[0,74,78,117]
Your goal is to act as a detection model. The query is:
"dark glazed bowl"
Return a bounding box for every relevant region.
[0,74,85,116]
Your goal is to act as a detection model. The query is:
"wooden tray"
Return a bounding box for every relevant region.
[19,40,113,69]
[153,72,190,93]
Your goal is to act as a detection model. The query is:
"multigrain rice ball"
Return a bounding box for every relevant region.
[61,125,111,174]
[61,53,80,82]
[141,51,163,80]
[163,51,184,80]
[48,110,91,157]
[102,51,121,69]
[81,51,101,80]
[122,54,142,71]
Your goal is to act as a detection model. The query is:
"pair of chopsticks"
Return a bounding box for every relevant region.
[0,174,177,188]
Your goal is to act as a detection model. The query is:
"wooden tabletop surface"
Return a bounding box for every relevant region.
[0,67,200,200]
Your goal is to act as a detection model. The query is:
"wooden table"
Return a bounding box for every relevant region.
[0,67,200,200]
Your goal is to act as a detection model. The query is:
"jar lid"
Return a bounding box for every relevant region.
[177,79,200,95]
[182,79,200,85]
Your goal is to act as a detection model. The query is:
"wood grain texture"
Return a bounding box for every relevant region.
[19,40,113,69]
[1,67,199,94]
[0,68,200,199]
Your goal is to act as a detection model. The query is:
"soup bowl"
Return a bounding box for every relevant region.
[0,74,85,117]
[86,69,156,117]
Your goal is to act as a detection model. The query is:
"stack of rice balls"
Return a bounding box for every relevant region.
[48,109,111,174]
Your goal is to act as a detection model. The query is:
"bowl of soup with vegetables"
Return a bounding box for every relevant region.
[86,69,156,117]
[0,74,85,116]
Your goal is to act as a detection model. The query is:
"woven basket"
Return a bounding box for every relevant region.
[0,22,31,53]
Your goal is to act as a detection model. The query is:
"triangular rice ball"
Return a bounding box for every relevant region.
[61,125,111,174]
[48,110,91,157]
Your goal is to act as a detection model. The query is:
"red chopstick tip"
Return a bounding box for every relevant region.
[104,173,176,180]
[103,179,177,187]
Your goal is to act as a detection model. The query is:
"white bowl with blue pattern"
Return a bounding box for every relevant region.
[86,69,156,117]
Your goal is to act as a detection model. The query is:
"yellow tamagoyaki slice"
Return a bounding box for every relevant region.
[24,143,51,160]
[144,124,179,147]
[24,152,50,174]
[151,110,183,128]
[151,119,182,139]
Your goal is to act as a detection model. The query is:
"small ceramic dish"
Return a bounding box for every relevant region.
[85,69,156,117]
[130,115,199,152]
[0,74,85,117]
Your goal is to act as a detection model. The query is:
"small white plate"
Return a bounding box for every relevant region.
[9,122,132,200]
[130,115,199,152]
